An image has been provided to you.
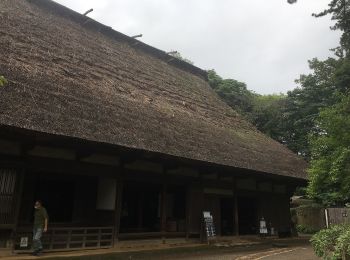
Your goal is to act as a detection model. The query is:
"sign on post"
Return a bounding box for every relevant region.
[259,217,268,235]
[20,237,28,248]
[203,211,216,243]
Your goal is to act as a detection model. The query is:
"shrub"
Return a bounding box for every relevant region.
[334,227,350,260]
[311,224,350,260]
[296,224,318,234]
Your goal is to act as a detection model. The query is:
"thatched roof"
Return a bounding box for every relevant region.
[0,0,307,179]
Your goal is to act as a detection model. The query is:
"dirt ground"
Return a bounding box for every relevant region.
[5,238,319,260]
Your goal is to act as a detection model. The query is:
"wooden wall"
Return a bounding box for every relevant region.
[187,186,203,235]
[258,193,291,232]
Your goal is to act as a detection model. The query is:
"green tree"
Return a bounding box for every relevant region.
[207,70,256,117]
[313,0,350,57]
[250,94,287,143]
[246,57,345,160]
[280,58,341,158]
[333,57,350,92]
[299,0,350,206]
[307,95,350,206]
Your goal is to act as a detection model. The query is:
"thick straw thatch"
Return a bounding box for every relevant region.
[0,0,307,179]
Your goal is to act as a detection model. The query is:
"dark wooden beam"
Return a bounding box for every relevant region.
[13,169,25,231]
[185,186,191,240]
[160,179,167,243]
[76,149,93,161]
[233,179,239,236]
[25,156,119,177]
[113,179,123,246]
[199,178,205,243]
[138,193,144,229]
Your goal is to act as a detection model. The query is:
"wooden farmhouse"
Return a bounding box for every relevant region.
[0,0,307,253]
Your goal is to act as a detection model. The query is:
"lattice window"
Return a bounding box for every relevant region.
[0,169,17,226]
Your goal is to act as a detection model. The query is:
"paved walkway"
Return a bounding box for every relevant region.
[173,246,319,260]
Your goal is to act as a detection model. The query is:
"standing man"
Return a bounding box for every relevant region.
[32,200,48,256]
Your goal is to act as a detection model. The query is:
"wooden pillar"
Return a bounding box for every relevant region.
[13,169,25,227]
[199,180,205,243]
[185,186,191,240]
[113,179,123,247]
[137,193,144,229]
[233,179,239,236]
[12,168,25,251]
[160,182,167,243]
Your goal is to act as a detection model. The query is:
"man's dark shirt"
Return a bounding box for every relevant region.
[34,207,48,229]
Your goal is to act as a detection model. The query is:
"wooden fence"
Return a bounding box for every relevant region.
[326,208,350,227]
[295,206,326,231]
[14,226,114,252]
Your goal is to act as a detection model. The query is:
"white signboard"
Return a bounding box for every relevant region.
[20,237,28,248]
[259,218,268,234]
[203,211,211,218]
[203,211,216,238]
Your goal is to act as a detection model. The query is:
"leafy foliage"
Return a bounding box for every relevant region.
[301,0,350,206]
[207,70,289,144]
[294,187,307,196]
[313,0,350,57]
[311,224,350,260]
[0,76,7,87]
[168,51,194,65]
[296,224,318,234]
[281,58,342,159]
[207,62,344,160]
[307,95,350,206]
[208,70,256,116]
[249,94,287,143]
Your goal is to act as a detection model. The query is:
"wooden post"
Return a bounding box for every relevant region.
[233,179,239,236]
[12,168,25,252]
[160,182,167,243]
[137,193,144,229]
[199,181,205,243]
[113,179,123,247]
[185,186,191,240]
[50,230,55,250]
[82,229,87,248]
[97,228,101,248]
[67,230,72,249]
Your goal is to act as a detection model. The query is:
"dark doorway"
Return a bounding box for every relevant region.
[34,178,76,223]
[220,198,234,236]
[120,182,161,233]
[165,185,186,232]
[238,197,257,235]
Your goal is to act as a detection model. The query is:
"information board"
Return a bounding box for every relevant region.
[203,211,216,239]
[20,237,28,248]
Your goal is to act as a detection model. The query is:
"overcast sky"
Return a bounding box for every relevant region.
[55,0,340,94]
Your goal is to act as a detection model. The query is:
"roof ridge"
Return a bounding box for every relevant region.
[27,0,208,81]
